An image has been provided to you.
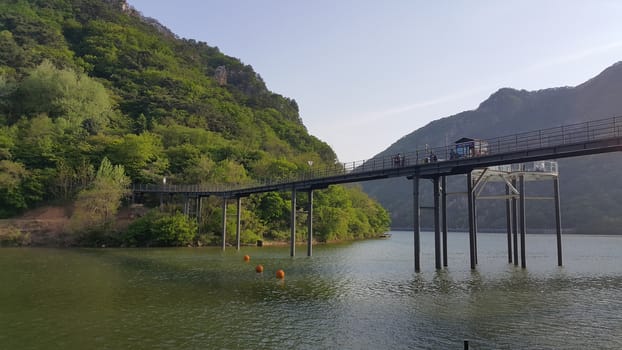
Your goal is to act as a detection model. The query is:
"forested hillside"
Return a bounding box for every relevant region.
[362,62,622,234]
[0,0,389,246]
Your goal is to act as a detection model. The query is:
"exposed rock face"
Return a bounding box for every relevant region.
[214,66,227,86]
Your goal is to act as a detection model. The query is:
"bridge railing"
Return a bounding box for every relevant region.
[133,116,622,193]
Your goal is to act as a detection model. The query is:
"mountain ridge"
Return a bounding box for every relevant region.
[362,61,622,234]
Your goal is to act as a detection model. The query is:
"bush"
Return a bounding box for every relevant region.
[124,210,198,247]
[0,225,31,246]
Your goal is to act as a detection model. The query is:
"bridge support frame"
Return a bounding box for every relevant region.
[441,176,448,267]
[307,190,313,257]
[519,175,526,268]
[512,179,519,266]
[236,197,242,251]
[290,188,297,257]
[467,173,476,269]
[554,178,563,266]
[413,176,421,272]
[222,197,227,251]
[505,184,512,263]
[433,177,442,269]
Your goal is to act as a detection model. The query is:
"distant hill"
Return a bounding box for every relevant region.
[362,62,622,234]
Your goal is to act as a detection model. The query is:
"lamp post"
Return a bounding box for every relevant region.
[160,177,166,210]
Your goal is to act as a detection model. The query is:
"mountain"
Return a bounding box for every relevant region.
[361,62,622,234]
[0,0,390,244]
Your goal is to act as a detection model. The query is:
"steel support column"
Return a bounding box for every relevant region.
[473,190,478,265]
[290,188,297,257]
[467,172,476,270]
[236,196,242,251]
[433,177,442,270]
[512,179,519,266]
[307,190,313,257]
[196,196,201,220]
[505,184,512,263]
[197,196,202,235]
[519,175,526,268]
[554,177,563,266]
[413,176,421,272]
[183,195,189,215]
[221,197,227,251]
[441,176,448,267]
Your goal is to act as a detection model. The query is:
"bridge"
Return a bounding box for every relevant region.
[133,116,622,271]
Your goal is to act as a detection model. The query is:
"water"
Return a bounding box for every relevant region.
[1,232,622,349]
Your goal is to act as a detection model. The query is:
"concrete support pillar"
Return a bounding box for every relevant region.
[413,176,421,272]
[236,196,242,251]
[505,184,513,264]
[221,197,227,251]
[467,172,476,270]
[433,177,442,270]
[519,175,526,268]
[441,176,448,267]
[290,188,297,257]
[554,177,563,266]
[307,190,313,257]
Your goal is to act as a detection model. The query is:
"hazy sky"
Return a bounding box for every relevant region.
[127,0,622,162]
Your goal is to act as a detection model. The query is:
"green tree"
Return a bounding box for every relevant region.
[108,133,168,182]
[70,157,130,233]
[11,61,112,130]
[0,160,29,217]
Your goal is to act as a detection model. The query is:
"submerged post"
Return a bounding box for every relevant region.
[221,197,227,251]
[307,190,313,257]
[433,176,441,269]
[467,172,476,270]
[413,176,421,272]
[505,184,512,263]
[554,177,563,266]
[519,175,526,268]
[290,188,297,257]
[236,196,242,251]
[441,176,448,267]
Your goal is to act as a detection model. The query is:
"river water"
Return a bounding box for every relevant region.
[1,231,621,349]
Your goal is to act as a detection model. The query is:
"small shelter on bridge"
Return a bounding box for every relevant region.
[452,137,489,159]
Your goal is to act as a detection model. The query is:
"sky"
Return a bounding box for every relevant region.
[127,0,622,162]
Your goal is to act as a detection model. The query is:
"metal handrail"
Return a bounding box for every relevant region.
[132,115,622,194]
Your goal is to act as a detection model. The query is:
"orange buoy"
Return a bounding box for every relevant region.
[243,255,250,262]
[276,269,285,279]
[255,264,264,273]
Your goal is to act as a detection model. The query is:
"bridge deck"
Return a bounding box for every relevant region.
[133,116,622,197]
